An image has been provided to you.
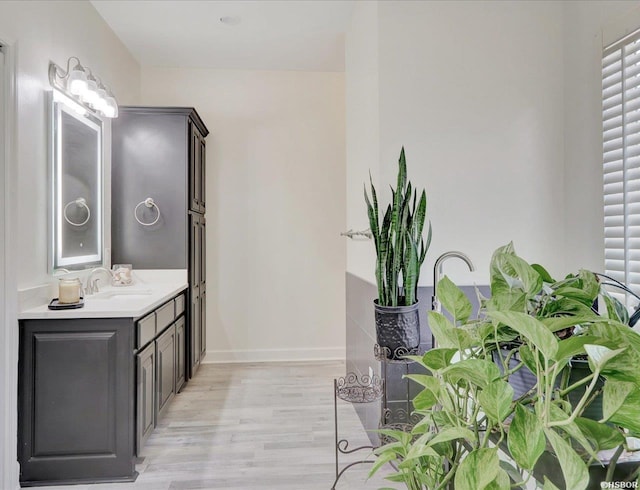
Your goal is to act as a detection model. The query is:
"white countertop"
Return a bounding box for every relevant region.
[18,270,188,320]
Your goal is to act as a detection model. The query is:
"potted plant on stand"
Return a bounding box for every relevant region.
[370,244,640,489]
[365,148,432,359]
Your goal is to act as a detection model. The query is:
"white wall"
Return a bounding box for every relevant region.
[141,67,346,362]
[563,1,640,274]
[0,1,140,487]
[345,1,380,284]
[346,0,567,285]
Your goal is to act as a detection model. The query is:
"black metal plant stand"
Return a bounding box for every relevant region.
[331,373,383,490]
[331,344,426,488]
[374,344,423,445]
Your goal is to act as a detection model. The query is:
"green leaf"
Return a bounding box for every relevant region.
[436,275,473,324]
[549,404,598,461]
[600,290,630,324]
[427,311,459,349]
[507,405,545,470]
[555,336,599,363]
[421,348,458,371]
[602,379,636,421]
[484,468,510,490]
[428,311,474,351]
[574,417,625,451]
[404,373,438,389]
[428,426,475,446]
[584,344,626,371]
[400,444,439,463]
[544,428,590,490]
[484,289,527,312]
[442,359,500,389]
[478,379,514,422]
[547,297,598,316]
[587,322,640,386]
[503,253,542,296]
[412,388,438,410]
[368,451,397,479]
[518,344,539,375]
[454,447,499,490]
[489,243,517,294]
[488,310,558,360]
[375,428,412,446]
[608,387,640,433]
[403,427,474,463]
[579,270,601,301]
[532,263,555,283]
[552,271,599,306]
[542,316,602,333]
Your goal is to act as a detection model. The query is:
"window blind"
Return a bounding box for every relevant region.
[604,30,640,306]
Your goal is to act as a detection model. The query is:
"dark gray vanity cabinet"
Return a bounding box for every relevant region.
[136,342,155,452]
[112,107,209,383]
[133,291,186,454]
[18,290,188,486]
[18,318,136,486]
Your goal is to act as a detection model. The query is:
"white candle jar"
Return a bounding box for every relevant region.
[58,278,81,304]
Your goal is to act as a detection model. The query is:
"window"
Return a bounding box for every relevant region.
[603,30,640,306]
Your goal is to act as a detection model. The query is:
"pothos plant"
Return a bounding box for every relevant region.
[364,147,432,307]
[370,243,640,490]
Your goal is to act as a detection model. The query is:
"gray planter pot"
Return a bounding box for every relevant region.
[374,299,420,360]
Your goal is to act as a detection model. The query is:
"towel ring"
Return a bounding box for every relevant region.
[134,198,161,226]
[63,198,91,227]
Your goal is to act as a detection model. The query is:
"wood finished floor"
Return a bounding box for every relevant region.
[35,361,398,490]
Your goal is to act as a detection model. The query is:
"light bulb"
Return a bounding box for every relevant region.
[67,62,88,95]
[94,86,108,112]
[102,96,118,118]
[81,77,99,106]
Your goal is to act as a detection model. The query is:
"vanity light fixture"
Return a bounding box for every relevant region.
[48,56,118,119]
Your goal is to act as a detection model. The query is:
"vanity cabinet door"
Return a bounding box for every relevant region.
[136,342,155,454]
[189,124,205,213]
[190,213,201,293]
[200,290,207,361]
[190,292,201,376]
[18,318,135,485]
[155,325,176,421]
[175,317,186,392]
[189,213,205,376]
[200,217,206,290]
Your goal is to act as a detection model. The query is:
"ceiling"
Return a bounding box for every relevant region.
[91,0,354,72]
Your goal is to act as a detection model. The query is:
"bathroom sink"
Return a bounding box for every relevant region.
[91,289,153,300]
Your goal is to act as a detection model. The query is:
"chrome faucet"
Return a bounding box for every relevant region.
[432,251,475,312]
[85,267,112,295]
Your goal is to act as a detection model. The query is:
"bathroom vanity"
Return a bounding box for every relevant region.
[21,84,211,486]
[17,275,187,486]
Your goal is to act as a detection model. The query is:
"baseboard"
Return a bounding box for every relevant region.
[201,347,346,364]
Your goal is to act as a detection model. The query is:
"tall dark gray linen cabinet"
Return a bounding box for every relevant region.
[112,107,209,378]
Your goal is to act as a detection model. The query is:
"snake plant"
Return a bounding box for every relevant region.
[364,147,432,307]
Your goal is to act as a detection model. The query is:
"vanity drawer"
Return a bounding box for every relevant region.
[174,294,185,316]
[137,313,156,348]
[156,301,175,333]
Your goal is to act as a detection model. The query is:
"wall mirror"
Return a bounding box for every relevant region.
[50,90,104,271]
